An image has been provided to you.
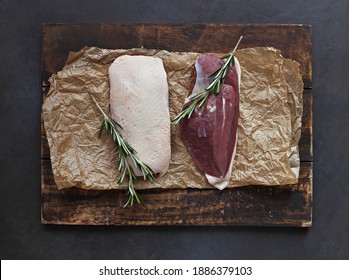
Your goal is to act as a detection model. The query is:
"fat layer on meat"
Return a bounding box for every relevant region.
[109,55,171,176]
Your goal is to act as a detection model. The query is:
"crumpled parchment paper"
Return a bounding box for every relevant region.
[42,46,303,190]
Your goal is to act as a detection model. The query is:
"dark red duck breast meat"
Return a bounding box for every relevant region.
[180,54,240,188]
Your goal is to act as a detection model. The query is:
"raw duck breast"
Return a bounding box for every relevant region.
[180,54,241,190]
[109,55,171,176]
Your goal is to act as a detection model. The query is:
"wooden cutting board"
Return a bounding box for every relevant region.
[41,24,312,226]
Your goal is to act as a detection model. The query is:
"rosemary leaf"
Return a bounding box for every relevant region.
[90,95,154,207]
[171,36,243,125]
[98,120,105,138]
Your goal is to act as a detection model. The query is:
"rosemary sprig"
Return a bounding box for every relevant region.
[171,36,243,126]
[90,95,155,207]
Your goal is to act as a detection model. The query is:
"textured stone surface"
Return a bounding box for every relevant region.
[0,0,348,259]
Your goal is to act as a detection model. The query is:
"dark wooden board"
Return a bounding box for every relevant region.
[42,24,312,88]
[41,24,312,226]
[42,160,312,226]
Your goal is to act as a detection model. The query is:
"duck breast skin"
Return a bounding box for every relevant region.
[109,55,171,177]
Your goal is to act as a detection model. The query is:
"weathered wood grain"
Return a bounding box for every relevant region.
[42,159,312,226]
[300,90,313,162]
[42,24,312,88]
[41,24,312,226]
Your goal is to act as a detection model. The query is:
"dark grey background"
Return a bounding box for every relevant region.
[1,0,348,259]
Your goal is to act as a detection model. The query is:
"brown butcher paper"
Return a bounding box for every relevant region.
[42,47,303,190]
